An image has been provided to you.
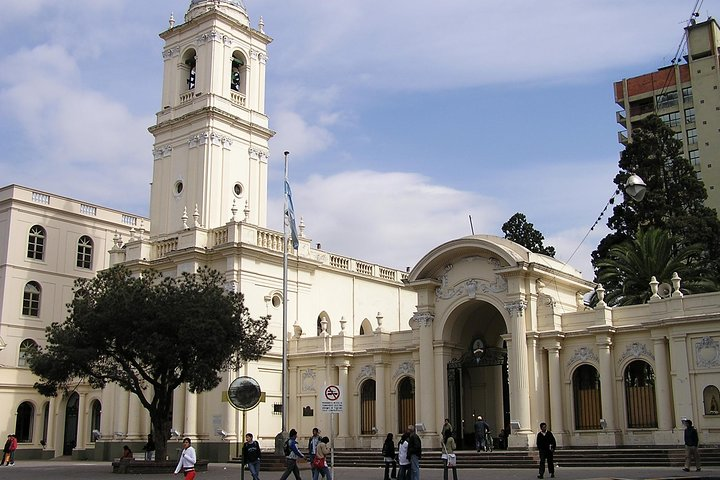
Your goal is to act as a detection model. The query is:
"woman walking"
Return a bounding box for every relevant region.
[312,436,332,480]
[442,430,458,480]
[396,433,410,480]
[382,433,397,480]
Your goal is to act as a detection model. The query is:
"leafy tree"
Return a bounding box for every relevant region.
[502,212,556,257]
[595,227,715,306]
[29,265,274,462]
[592,114,720,298]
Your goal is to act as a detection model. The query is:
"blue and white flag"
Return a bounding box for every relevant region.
[284,180,299,250]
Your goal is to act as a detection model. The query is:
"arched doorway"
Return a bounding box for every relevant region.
[63,393,79,455]
[445,299,509,449]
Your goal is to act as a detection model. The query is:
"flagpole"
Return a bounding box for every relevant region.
[282,151,290,436]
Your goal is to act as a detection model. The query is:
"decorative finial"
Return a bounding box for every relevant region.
[649,276,660,300]
[299,216,305,238]
[129,227,136,241]
[169,12,175,29]
[243,200,250,222]
[193,204,200,228]
[595,284,606,307]
[182,206,189,230]
[375,312,384,333]
[258,16,265,34]
[339,316,347,336]
[230,199,238,222]
[671,272,683,298]
[138,220,145,240]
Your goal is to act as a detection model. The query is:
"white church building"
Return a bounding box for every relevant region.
[0,0,719,462]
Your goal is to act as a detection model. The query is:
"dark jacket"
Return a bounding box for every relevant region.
[407,432,422,459]
[536,431,556,452]
[242,440,261,463]
[684,426,699,447]
[382,438,396,458]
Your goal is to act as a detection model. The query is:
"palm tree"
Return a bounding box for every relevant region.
[594,227,716,306]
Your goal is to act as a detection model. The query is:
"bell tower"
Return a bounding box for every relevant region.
[148,0,273,236]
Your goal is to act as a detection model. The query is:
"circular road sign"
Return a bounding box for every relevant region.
[324,385,341,401]
[228,376,261,411]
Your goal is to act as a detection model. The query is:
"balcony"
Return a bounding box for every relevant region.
[618,130,629,145]
[616,110,627,127]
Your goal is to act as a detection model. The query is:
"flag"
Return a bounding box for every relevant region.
[284,180,299,250]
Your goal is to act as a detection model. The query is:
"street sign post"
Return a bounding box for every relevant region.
[320,385,342,477]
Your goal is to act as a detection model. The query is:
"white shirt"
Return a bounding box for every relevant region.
[174,446,197,473]
[398,440,409,466]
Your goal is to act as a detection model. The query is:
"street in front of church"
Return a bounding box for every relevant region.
[0,461,715,480]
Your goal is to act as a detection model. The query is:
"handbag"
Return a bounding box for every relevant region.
[311,455,326,469]
[447,453,457,467]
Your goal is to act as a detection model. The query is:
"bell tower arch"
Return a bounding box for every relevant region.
[149,0,274,236]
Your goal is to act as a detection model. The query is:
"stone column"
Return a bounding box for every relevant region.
[547,345,564,433]
[225,371,239,444]
[127,394,142,440]
[184,386,198,438]
[652,336,673,431]
[114,389,130,437]
[338,362,350,438]
[46,397,57,451]
[414,311,437,434]
[505,301,531,434]
[596,333,616,430]
[76,392,87,449]
[374,355,386,435]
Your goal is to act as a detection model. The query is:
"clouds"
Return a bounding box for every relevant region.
[270,170,504,270]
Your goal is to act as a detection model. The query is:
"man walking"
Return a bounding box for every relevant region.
[308,427,321,478]
[473,416,490,452]
[407,425,422,480]
[280,428,305,480]
[682,419,701,472]
[536,422,556,479]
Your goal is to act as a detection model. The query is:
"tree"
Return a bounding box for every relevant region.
[502,212,556,257]
[595,227,715,306]
[28,265,274,462]
[592,115,720,298]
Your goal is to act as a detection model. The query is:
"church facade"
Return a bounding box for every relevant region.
[0,0,719,462]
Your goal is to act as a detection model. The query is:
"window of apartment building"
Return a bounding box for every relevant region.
[659,111,681,128]
[673,131,683,142]
[656,91,678,109]
[689,149,700,168]
[682,86,693,103]
[687,128,698,145]
[18,339,38,367]
[77,235,94,269]
[685,107,695,124]
[27,225,46,260]
[22,281,41,317]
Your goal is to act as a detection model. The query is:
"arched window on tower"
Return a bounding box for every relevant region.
[624,360,657,428]
[230,51,247,106]
[316,313,331,336]
[18,339,38,367]
[360,379,376,434]
[27,225,46,260]
[15,402,34,443]
[22,282,41,317]
[397,377,415,433]
[572,364,602,430]
[359,318,373,336]
[183,50,197,91]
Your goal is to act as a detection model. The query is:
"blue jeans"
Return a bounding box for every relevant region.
[312,465,331,480]
[247,459,260,480]
[410,455,420,480]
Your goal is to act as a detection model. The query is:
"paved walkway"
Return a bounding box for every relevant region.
[0,461,716,480]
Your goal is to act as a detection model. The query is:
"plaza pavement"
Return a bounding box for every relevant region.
[0,461,716,480]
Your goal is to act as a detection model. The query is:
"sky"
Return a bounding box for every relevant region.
[0,0,709,280]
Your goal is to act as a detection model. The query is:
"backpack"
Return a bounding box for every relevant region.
[283,439,291,456]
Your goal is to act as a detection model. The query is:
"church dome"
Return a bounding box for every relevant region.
[189,0,246,9]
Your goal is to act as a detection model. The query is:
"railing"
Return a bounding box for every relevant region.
[213,227,228,246]
[31,192,50,204]
[257,229,285,253]
[179,91,194,103]
[379,267,395,281]
[155,238,178,258]
[356,261,373,276]
[80,204,97,216]
[122,215,138,226]
[230,91,246,106]
[330,255,350,270]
